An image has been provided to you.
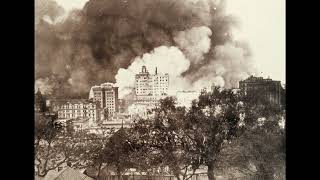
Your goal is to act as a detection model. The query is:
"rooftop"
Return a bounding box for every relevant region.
[240,75,281,83]
[49,166,94,180]
[91,83,117,91]
[51,99,96,105]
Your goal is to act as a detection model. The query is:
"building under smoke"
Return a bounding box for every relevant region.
[134,66,169,104]
[89,83,119,118]
[126,66,170,119]
[239,76,284,108]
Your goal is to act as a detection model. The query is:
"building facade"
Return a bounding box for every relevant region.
[89,83,119,118]
[134,66,169,104]
[239,76,284,107]
[128,103,155,119]
[56,99,101,125]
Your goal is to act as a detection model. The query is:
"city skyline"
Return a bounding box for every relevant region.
[35,1,285,179]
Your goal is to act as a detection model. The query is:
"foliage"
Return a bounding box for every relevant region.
[218,100,286,179]
[183,87,243,180]
[35,86,285,180]
[99,128,134,178]
[34,113,107,177]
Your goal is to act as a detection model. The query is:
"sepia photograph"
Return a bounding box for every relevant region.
[35,0,285,179]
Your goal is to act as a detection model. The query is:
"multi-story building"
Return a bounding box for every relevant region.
[89,83,119,118]
[239,76,284,107]
[127,66,169,119]
[134,66,169,104]
[55,99,101,125]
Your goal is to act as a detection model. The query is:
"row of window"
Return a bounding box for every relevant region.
[58,113,96,117]
[59,105,96,109]
[59,110,96,112]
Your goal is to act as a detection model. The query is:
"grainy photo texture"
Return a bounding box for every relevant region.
[35,0,285,179]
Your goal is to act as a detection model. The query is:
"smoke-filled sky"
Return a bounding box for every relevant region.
[35,0,285,98]
[54,0,285,83]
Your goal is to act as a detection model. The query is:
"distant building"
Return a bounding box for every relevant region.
[118,99,127,113]
[134,66,169,105]
[128,103,155,119]
[100,120,131,131]
[35,88,46,113]
[239,76,284,107]
[55,99,101,125]
[176,91,200,108]
[89,83,119,118]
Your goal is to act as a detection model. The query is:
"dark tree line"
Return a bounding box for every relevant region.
[35,87,285,180]
[91,87,284,180]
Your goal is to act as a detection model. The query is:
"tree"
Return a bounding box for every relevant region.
[128,97,201,180]
[218,95,286,179]
[184,87,243,180]
[99,127,134,180]
[34,113,107,177]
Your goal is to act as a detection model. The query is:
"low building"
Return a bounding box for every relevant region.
[100,120,131,131]
[54,99,101,126]
[128,103,155,119]
[176,91,200,108]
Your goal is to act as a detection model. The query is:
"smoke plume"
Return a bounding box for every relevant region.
[115,46,191,98]
[35,0,256,98]
[173,26,212,65]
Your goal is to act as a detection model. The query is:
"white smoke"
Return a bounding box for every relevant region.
[116,29,256,99]
[68,68,90,94]
[115,46,191,98]
[35,77,54,95]
[174,26,212,64]
[191,42,257,89]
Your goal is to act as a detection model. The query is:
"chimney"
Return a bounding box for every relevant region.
[142,66,147,73]
[155,67,158,74]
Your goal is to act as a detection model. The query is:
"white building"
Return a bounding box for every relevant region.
[128,103,155,119]
[134,66,169,104]
[176,91,200,108]
[89,82,119,118]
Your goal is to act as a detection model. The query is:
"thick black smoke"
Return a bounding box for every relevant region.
[35,0,253,98]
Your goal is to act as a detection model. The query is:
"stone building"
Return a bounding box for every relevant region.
[89,83,119,118]
[55,99,101,125]
[239,76,284,107]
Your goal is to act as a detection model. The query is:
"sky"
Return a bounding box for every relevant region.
[54,0,286,83]
[226,0,285,83]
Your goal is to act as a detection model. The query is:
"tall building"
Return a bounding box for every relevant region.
[239,76,284,107]
[89,83,119,118]
[35,88,46,113]
[134,66,169,104]
[56,99,101,125]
